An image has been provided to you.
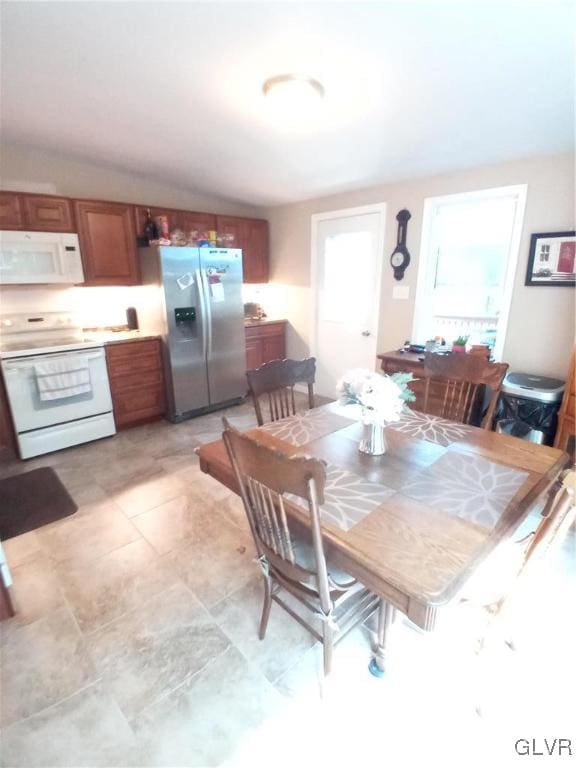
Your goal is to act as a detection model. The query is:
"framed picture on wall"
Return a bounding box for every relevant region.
[525,231,576,286]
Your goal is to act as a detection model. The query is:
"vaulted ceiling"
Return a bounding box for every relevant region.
[1,1,574,206]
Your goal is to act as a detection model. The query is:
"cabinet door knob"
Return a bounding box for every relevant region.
[361,330,371,337]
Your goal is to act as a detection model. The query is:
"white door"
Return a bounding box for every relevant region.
[312,206,385,398]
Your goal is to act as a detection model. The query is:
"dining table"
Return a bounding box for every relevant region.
[197,402,568,674]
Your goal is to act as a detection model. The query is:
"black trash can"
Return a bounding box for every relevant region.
[496,372,565,445]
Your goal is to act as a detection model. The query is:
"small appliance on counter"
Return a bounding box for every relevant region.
[126,307,139,330]
[243,302,266,321]
[496,372,565,445]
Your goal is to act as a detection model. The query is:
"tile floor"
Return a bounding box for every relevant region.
[0,399,574,768]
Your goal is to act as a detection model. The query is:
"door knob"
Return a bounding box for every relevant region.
[361,330,371,337]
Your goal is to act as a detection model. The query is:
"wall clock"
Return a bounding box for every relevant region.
[390,209,411,281]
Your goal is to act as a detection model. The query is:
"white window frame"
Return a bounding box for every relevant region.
[412,184,527,361]
[310,203,387,363]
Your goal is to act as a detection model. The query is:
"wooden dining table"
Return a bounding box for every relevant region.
[197,403,568,673]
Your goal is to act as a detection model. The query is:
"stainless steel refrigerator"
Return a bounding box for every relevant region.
[139,246,246,421]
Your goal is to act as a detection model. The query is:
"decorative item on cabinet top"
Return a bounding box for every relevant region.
[136,208,269,283]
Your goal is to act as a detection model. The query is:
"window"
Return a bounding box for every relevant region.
[413,185,527,360]
[323,231,372,323]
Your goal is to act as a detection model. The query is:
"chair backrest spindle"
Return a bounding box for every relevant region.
[422,353,508,429]
[222,418,330,600]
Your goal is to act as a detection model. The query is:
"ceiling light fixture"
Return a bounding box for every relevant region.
[262,73,325,104]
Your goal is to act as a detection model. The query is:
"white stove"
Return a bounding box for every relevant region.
[1,339,103,358]
[0,311,93,357]
[0,312,116,458]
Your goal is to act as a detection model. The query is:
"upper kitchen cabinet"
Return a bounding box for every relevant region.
[0,192,74,232]
[134,205,216,240]
[22,195,75,232]
[74,200,140,285]
[0,192,24,229]
[216,216,269,283]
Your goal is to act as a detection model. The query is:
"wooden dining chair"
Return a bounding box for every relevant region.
[222,418,378,675]
[460,470,575,647]
[246,357,316,426]
[422,352,508,429]
[457,470,575,716]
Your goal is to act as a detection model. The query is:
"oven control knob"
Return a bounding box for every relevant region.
[1,319,13,327]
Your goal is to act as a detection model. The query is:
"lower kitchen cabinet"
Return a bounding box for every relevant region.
[105,338,166,429]
[244,321,286,370]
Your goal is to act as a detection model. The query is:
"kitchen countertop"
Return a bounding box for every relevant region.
[244,318,287,327]
[82,330,161,346]
[83,321,287,344]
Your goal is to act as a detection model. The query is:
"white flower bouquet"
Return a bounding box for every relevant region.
[336,368,415,424]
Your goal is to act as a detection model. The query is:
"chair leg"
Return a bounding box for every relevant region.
[369,599,394,677]
[322,623,333,677]
[259,575,273,640]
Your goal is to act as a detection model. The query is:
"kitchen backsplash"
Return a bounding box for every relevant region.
[0,281,290,330]
[242,282,288,319]
[0,285,150,328]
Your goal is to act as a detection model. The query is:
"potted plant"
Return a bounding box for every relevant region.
[452,335,469,353]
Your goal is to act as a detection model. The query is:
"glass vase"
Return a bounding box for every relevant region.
[359,410,387,456]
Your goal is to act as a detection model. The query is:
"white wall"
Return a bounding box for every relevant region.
[1,144,264,216]
[265,153,575,379]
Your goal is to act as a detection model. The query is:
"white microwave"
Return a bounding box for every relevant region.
[0,231,85,285]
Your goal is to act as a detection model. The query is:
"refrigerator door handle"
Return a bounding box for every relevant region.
[200,269,213,357]
[195,269,209,359]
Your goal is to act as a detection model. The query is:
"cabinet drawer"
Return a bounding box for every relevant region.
[106,339,160,359]
[113,385,166,428]
[110,368,164,393]
[108,351,162,378]
[244,322,286,340]
[106,340,161,370]
[380,359,423,376]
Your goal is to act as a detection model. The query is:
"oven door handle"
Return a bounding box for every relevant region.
[2,349,104,371]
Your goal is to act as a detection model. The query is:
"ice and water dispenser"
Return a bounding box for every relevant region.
[174,307,197,339]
